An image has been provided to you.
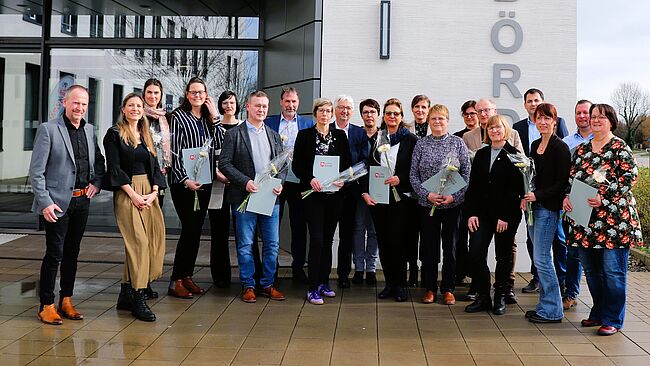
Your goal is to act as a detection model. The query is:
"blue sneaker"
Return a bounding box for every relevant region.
[307,290,324,305]
[318,284,336,298]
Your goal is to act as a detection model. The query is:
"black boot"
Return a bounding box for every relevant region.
[143,283,158,300]
[407,267,419,287]
[465,295,492,313]
[493,293,507,315]
[131,289,156,322]
[351,271,364,285]
[116,283,133,311]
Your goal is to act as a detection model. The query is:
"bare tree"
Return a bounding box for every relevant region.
[611,81,650,145]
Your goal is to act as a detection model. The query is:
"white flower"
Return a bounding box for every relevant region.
[593,157,601,164]
[608,204,617,212]
[199,150,209,158]
[585,227,592,235]
[594,221,603,229]
[619,151,630,158]
[618,198,627,206]
[575,171,583,179]
[602,199,610,206]
[377,144,391,153]
[606,228,617,237]
[280,134,288,143]
[592,169,607,183]
[619,222,628,230]
[604,151,613,159]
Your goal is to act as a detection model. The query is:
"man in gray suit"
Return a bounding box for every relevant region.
[29,85,105,325]
[219,90,286,304]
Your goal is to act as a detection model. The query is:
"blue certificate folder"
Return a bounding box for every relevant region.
[246,177,282,216]
[421,169,466,196]
[369,166,390,204]
[313,156,340,192]
[182,147,212,185]
[567,179,598,228]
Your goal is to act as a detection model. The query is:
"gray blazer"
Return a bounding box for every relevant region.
[219,122,285,204]
[29,117,106,216]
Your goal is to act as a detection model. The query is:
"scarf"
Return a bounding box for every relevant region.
[145,106,171,168]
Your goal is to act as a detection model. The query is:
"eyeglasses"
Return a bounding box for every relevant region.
[188,91,206,96]
[488,125,504,131]
[476,108,494,114]
[336,105,353,111]
[317,108,332,114]
[590,115,609,121]
[384,111,401,116]
[362,110,378,115]
[429,117,447,122]
[463,112,478,118]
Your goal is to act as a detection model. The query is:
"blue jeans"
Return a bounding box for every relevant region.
[528,204,563,320]
[579,246,629,329]
[231,204,280,289]
[563,220,582,298]
[353,198,378,272]
[527,214,567,285]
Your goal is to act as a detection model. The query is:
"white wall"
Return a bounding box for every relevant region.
[321,0,577,130]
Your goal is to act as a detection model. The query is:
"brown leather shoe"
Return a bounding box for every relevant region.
[562,296,577,310]
[262,287,286,301]
[421,290,435,304]
[182,277,206,295]
[38,304,63,325]
[443,292,456,305]
[168,279,193,299]
[581,318,602,327]
[58,297,83,320]
[241,288,256,303]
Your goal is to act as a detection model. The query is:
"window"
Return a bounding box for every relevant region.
[90,15,103,38]
[22,14,42,26]
[0,57,4,152]
[232,57,238,90]
[88,77,100,130]
[192,34,199,76]
[152,17,162,64]
[180,28,188,68]
[61,15,78,36]
[24,63,40,150]
[115,16,127,53]
[226,55,231,88]
[112,84,124,125]
[167,20,176,68]
[135,16,145,59]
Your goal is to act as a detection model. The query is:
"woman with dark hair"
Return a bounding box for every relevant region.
[522,103,570,323]
[142,79,171,209]
[168,77,222,298]
[563,103,642,335]
[104,93,166,321]
[293,98,351,305]
[361,98,418,301]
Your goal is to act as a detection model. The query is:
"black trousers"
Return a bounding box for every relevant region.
[336,186,357,278]
[305,193,343,291]
[209,206,231,284]
[279,182,308,271]
[170,183,212,280]
[40,196,90,305]
[370,199,407,287]
[403,198,421,271]
[455,204,471,281]
[420,205,460,294]
[468,215,520,296]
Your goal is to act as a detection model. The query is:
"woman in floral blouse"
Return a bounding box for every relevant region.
[563,103,643,336]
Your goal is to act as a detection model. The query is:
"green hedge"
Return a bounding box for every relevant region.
[633,167,650,245]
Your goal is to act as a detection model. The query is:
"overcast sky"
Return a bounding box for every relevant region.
[577,0,650,105]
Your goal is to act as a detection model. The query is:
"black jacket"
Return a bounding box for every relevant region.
[361,129,418,197]
[292,126,352,193]
[102,126,166,192]
[464,142,524,224]
[530,134,571,211]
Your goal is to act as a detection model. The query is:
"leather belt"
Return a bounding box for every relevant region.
[71,188,87,197]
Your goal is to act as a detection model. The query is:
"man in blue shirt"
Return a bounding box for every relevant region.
[265,87,314,283]
[561,99,593,310]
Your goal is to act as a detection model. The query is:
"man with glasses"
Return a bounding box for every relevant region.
[463,98,523,153]
[513,88,569,294]
[332,95,368,288]
[265,87,314,283]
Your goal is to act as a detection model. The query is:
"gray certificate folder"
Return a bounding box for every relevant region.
[246,177,282,216]
[567,179,598,228]
[313,155,340,192]
[369,166,390,204]
[182,147,212,185]
[421,169,466,195]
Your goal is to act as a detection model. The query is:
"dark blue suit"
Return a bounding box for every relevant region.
[264,114,314,273]
[330,122,368,281]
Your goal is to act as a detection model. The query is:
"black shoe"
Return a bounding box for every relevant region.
[407,268,419,287]
[131,289,156,322]
[292,268,308,284]
[365,272,377,285]
[143,283,158,300]
[394,287,408,302]
[528,313,562,323]
[504,290,518,304]
[351,271,364,285]
[465,290,478,301]
[338,276,351,288]
[493,294,506,315]
[525,310,537,319]
[465,296,492,313]
[213,279,231,288]
[116,283,133,311]
[378,285,394,299]
[522,278,539,293]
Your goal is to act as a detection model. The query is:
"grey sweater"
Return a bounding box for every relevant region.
[409,133,471,209]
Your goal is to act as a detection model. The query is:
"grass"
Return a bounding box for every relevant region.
[633,167,650,246]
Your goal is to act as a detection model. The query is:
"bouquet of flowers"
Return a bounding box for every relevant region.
[584,166,611,188]
[375,130,401,202]
[430,152,459,216]
[507,153,535,225]
[301,162,368,199]
[191,137,212,211]
[236,149,293,213]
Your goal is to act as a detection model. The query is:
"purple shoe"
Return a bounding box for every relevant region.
[307,290,324,305]
[318,284,336,298]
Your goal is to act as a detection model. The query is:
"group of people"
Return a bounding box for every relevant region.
[29,81,642,336]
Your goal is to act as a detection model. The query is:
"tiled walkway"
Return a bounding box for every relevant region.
[0,234,649,365]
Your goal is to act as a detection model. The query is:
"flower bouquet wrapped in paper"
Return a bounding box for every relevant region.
[237,149,293,213]
[190,137,213,211]
[301,162,368,199]
[375,130,401,202]
[507,152,535,225]
[430,152,459,216]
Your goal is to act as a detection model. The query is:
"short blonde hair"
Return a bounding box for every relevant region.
[427,104,449,120]
[312,98,333,117]
[484,115,512,144]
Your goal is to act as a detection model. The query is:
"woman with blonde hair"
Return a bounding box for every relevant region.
[103,92,166,321]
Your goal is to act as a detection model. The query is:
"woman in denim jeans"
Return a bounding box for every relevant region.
[521,103,571,323]
[563,103,642,335]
